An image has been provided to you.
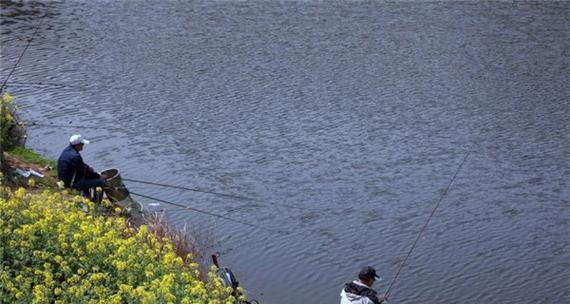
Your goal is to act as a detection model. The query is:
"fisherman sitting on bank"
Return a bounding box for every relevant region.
[341,266,388,304]
[57,134,107,201]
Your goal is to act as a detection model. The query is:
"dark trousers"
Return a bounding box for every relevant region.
[73,178,107,202]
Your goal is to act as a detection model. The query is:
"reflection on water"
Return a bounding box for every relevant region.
[1,1,569,303]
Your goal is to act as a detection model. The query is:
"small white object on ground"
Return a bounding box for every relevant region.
[15,168,44,178]
[15,168,31,177]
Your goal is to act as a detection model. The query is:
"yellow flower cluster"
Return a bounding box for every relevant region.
[1,92,15,121]
[1,92,13,146]
[1,92,25,148]
[0,187,236,303]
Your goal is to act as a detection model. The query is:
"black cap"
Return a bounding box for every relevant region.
[358,266,381,281]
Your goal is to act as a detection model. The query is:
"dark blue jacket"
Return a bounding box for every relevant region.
[57,145,99,188]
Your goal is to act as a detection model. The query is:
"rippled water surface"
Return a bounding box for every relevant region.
[1,1,569,303]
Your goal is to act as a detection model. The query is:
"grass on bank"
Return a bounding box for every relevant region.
[6,145,56,169]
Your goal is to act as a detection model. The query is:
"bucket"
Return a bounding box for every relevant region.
[102,168,130,202]
[101,168,144,222]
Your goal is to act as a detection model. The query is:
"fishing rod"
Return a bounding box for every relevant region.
[5,81,169,94]
[25,121,125,131]
[1,16,44,186]
[123,177,256,201]
[20,118,328,211]
[128,190,285,234]
[383,147,473,299]
[3,81,83,90]
[123,177,333,213]
[0,18,45,93]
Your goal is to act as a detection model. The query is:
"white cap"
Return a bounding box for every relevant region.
[69,134,90,145]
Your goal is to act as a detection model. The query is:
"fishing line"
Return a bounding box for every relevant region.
[123,177,256,201]
[25,121,125,131]
[0,18,45,93]
[4,81,83,90]
[383,147,473,299]
[128,190,285,234]
[5,81,167,96]
[39,183,292,238]
[23,120,332,211]
[1,16,45,186]
[123,178,332,213]
[122,186,330,240]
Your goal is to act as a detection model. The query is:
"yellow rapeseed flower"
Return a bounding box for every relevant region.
[2,92,13,102]
[1,187,240,303]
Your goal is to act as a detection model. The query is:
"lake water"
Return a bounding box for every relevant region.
[1,1,569,303]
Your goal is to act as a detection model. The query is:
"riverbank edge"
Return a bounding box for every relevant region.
[0,93,245,303]
[1,136,218,271]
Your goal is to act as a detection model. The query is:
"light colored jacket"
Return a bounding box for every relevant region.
[340,280,386,304]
